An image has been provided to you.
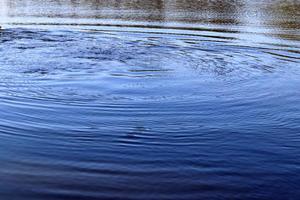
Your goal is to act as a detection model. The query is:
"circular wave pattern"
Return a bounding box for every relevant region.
[0,27,300,199]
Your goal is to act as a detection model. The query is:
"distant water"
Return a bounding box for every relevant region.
[0,0,300,199]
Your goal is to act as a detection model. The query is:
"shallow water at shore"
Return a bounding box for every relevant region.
[0,0,300,199]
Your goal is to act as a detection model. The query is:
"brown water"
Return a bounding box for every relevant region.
[0,1,300,200]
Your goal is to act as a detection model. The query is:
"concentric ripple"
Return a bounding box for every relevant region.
[0,26,300,200]
[0,28,299,102]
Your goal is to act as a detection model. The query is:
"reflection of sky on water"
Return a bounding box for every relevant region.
[0,0,8,20]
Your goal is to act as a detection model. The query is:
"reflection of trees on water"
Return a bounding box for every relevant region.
[166,0,242,12]
[265,0,300,29]
[165,0,243,24]
[6,0,300,30]
[70,0,243,24]
[264,0,300,40]
[8,0,166,21]
[8,0,243,24]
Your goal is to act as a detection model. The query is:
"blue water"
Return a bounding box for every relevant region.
[1,0,300,199]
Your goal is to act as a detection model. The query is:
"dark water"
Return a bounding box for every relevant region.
[1,0,300,199]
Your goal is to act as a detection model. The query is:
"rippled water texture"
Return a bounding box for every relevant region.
[0,0,300,199]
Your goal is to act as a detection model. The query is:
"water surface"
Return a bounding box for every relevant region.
[0,0,300,199]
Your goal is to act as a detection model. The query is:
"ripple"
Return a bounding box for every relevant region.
[1,27,299,103]
[0,26,300,199]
